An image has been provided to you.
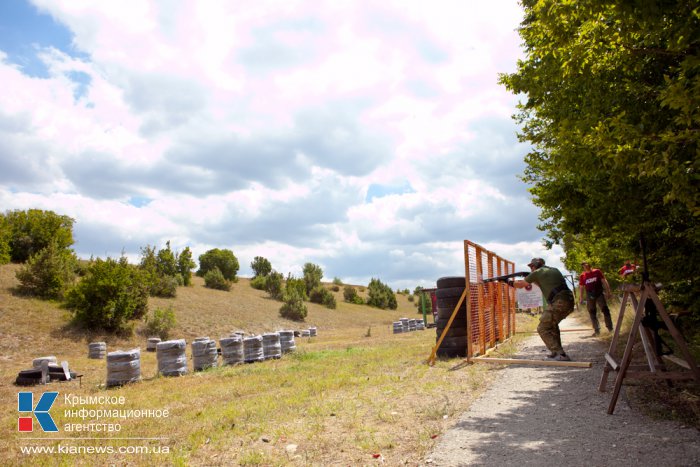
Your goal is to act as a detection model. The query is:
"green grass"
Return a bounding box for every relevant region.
[0,263,535,465]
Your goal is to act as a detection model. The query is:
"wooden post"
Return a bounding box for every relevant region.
[464,241,473,360]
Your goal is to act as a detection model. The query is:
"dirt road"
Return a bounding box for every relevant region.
[425,316,700,466]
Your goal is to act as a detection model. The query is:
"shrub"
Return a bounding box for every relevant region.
[408,295,415,302]
[309,286,337,309]
[330,284,340,292]
[251,256,272,277]
[15,240,77,299]
[279,289,307,321]
[145,307,177,339]
[150,275,178,298]
[250,275,267,290]
[352,295,365,305]
[366,278,398,310]
[324,293,337,309]
[332,277,343,285]
[198,248,239,281]
[204,267,231,291]
[286,274,308,300]
[303,262,323,295]
[265,270,284,299]
[64,256,149,333]
[343,285,359,303]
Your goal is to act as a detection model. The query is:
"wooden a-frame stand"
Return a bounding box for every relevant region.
[599,281,700,414]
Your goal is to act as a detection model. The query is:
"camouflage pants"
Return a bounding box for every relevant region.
[537,292,574,353]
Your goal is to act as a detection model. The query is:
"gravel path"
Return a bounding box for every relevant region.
[425,316,700,466]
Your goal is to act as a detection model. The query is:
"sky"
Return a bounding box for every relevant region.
[0,0,567,290]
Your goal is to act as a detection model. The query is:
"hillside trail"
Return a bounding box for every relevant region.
[424,316,700,466]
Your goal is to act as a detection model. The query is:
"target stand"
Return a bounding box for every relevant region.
[599,282,700,414]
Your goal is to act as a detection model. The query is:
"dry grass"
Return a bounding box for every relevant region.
[0,264,535,465]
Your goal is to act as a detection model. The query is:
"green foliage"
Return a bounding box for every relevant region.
[177,246,195,286]
[302,262,323,295]
[343,285,359,303]
[150,275,178,298]
[250,275,267,290]
[139,242,182,298]
[366,278,397,310]
[203,267,231,291]
[309,286,337,309]
[251,256,272,277]
[279,288,308,321]
[265,270,284,300]
[156,241,178,277]
[285,273,308,301]
[352,295,365,305]
[15,240,78,299]
[64,256,149,334]
[499,0,700,316]
[198,248,239,281]
[145,306,177,340]
[0,215,11,264]
[332,277,343,285]
[330,284,340,292]
[3,209,75,263]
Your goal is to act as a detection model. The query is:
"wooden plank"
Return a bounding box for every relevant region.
[471,357,592,368]
[604,353,619,371]
[662,354,691,370]
[427,288,468,366]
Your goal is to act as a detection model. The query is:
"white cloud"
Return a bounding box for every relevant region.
[0,1,559,289]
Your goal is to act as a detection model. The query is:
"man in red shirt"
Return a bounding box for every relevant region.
[618,260,638,278]
[578,262,613,336]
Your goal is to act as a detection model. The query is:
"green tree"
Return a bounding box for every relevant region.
[197,248,239,281]
[177,246,195,286]
[265,270,284,300]
[366,278,397,310]
[0,214,11,264]
[279,288,308,321]
[4,209,74,262]
[250,256,272,277]
[303,262,323,295]
[156,241,178,278]
[285,273,308,301]
[15,240,78,299]
[499,0,700,314]
[65,256,149,334]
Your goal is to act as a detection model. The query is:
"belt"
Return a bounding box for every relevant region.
[547,284,570,305]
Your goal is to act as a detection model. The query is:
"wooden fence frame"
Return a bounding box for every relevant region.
[428,240,516,365]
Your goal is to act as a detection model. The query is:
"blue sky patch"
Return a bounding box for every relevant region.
[0,0,78,78]
[127,196,152,208]
[365,181,415,202]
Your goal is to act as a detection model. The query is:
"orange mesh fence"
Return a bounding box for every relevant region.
[464,240,516,359]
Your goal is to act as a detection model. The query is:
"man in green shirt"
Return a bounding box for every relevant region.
[513,258,574,361]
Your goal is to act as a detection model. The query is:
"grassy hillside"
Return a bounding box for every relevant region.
[0,263,531,465]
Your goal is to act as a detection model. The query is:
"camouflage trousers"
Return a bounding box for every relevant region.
[537,291,574,353]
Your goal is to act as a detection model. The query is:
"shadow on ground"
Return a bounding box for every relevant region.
[426,317,700,466]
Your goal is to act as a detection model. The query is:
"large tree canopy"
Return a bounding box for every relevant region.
[500,0,699,310]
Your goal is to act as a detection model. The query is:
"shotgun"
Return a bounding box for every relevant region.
[482,271,529,285]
